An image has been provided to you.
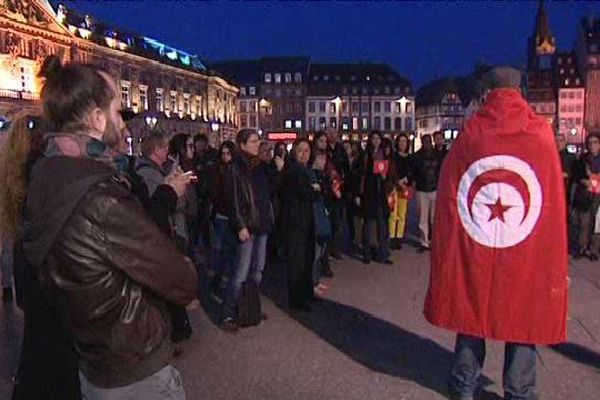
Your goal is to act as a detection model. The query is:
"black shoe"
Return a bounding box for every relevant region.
[362,255,371,264]
[417,245,430,253]
[376,258,394,265]
[290,302,312,312]
[589,253,599,261]
[2,287,13,303]
[220,317,239,333]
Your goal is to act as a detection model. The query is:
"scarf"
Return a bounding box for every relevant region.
[45,133,129,173]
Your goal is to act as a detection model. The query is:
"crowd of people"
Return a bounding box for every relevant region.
[0,58,574,400]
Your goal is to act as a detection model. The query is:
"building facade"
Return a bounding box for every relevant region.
[555,52,585,143]
[526,0,557,128]
[416,77,465,140]
[0,0,238,143]
[305,63,415,141]
[576,16,600,136]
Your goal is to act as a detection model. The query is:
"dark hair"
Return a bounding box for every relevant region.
[586,133,600,147]
[236,129,258,146]
[274,141,288,157]
[219,140,236,160]
[291,138,312,163]
[314,148,327,158]
[314,131,328,143]
[39,55,114,133]
[193,133,208,145]
[169,133,189,158]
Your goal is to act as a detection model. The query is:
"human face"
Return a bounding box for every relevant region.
[434,133,444,147]
[587,136,600,155]
[98,72,125,149]
[422,135,433,151]
[371,134,381,150]
[327,131,338,145]
[295,141,311,165]
[259,144,273,163]
[220,147,233,164]
[241,133,260,156]
[186,138,194,160]
[155,140,169,165]
[343,142,352,157]
[195,139,207,156]
[313,154,326,170]
[556,135,567,152]
[397,136,409,153]
[316,135,328,151]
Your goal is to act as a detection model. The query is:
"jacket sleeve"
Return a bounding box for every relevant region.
[224,164,246,232]
[101,194,197,306]
[136,166,164,197]
[146,184,178,235]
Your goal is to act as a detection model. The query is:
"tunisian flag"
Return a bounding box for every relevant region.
[424,89,568,345]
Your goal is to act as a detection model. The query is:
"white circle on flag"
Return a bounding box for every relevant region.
[457,155,543,248]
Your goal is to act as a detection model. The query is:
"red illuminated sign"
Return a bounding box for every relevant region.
[268,132,298,141]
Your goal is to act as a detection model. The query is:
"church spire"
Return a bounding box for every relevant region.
[534,0,556,55]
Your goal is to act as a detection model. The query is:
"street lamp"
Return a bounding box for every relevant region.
[331,96,342,131]
[145,116,157,130]
[211,121,220,132]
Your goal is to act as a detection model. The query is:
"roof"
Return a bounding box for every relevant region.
[260,57,310,74]
[555,52,584,88]
[50,1,207,73]
[209,60,263,86]
[309,63,409,85]
[534,0,555,48]
[580,16,600,46]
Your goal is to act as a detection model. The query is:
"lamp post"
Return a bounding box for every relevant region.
[145,115,158,130]
[331,96,342,132]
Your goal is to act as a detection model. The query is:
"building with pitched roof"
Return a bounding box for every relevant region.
[555,52,585,143]
[576,16,600,135]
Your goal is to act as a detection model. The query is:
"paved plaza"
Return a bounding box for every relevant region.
[1,244,599,400]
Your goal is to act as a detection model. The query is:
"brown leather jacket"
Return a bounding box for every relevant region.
[22,157,197,388]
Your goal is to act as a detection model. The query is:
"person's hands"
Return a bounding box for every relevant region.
[354,197,361,207]
[165,170,195,197]
[274,155,285,172]
[311,183,322,192]
[238,228,250,243]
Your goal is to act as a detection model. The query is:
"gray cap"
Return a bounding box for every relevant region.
[482,66,522,89]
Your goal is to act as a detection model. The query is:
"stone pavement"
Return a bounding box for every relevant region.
[1,246,599,400]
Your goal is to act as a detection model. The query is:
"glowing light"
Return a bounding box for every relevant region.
[78,27,92,40]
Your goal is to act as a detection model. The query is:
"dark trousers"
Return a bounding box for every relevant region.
[330,201,346,256]
[449,334,537,400]
[285,229,314,308]
[362,208,390,261]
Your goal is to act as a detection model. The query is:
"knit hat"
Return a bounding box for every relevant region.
[482,66,522,89]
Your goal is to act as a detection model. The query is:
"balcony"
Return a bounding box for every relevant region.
[0,89,40,101]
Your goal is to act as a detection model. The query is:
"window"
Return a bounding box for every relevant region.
[394,117,402,130]
[170,91,177,112]
[294,72,302,83]
[295,120,302,129]
[384,117,391,130]
[196,95,202,116]
[285,73,292,83]
[240,115,247,128]
[568,91,575,99]
[384,102,391,113]
[342,87,348,95]
[405,117,412,131]
[121,82,131,108]
[373,117,381,130]
[560,105,567,113]
[308,101,316,113]
[156,89,164,112]
[285,120,292,128]
[374,102,381,112]
[249,86,256,95]
[249,100,257,111]
[384,86,390,94]
[265,73,272,83]
[576,117,582,125]
[361,117,368,130]
[309,117,316,130]
[295,88,302,96]
[565,78,570,85]
[249,115,257,127]
[330,117,337,128]
[274,88,281,98]
[352,117,359,130]
[330,102,336,114]
[568,105,574,112]
[560,92,567,99]
[139,86,148,111]
[352,102,359,113]
[239,87,246,96]
[406,102,412,113]
[183,94,191,114]
[342,101,348,113]
[240,101,247,113]
[576,104,583,112]
[395,102,401,113]
[362,102,368,113]
[20,65,35,92]
[319,102,326,112]
[319,117,326,129]
[275,73,282,83]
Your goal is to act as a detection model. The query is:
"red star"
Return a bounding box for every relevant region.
[486,197,512,223]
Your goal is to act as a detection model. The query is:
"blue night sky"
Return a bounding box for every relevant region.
[60,0,599,88]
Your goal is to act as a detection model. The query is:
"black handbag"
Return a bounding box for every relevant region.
[237,281,262,327]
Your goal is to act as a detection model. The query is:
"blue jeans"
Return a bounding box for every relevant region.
[223,233,268,319]
[210,215,238,282]
[80,365,185,400]
[1,239,13,289]
[449,334,537,400]
[313,241,327,287]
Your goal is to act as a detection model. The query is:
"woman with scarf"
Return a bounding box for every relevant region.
[355,132,396,265]
[221,129,273,332]
[389,133,414,250]
[279,139,322,311]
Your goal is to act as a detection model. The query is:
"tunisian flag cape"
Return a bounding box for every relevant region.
[424,89,568,345]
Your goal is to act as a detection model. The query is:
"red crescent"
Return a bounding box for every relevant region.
[466,169,531,225]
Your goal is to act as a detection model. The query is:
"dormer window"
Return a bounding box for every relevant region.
[265,73,272,83]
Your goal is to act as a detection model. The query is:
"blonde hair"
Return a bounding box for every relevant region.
[0,114,36,240]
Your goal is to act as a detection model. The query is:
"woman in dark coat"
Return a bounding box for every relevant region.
[354,132,396,265]
[279,139,320,311]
